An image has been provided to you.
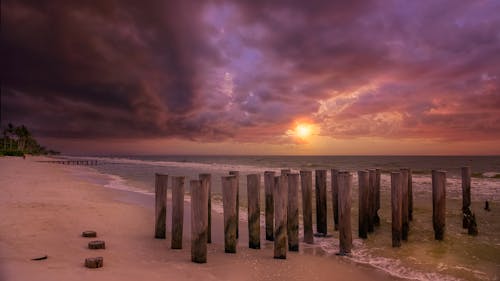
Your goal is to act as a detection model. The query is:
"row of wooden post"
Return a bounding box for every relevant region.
[154,166,476,262]
[44,160,99,165]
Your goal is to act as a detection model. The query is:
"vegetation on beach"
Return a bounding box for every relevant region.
[0,123,59,156]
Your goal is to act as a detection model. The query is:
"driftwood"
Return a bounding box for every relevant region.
[88,240,105,249]
[31,255,48,261]
[82,231,97,238]
[85,257,103,268]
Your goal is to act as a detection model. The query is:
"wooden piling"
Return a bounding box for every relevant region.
[281,169,291,175]
[400,168,409,241]
[222,175,238,253]
[190,180,208,263]
[407,168,413,221]
[287,173,299,251]
[374,169,381,226]
[199,174,212,243]
[300,170,314,244]
[338,171,352,255]
[432,170,446,241]
[154,173,168,239]
[264,171,276,241]
[331,169,339,231]
[315,169,328,236]
[358,170,369,239]
[391,172,402,247]
[247,174,261,249]
[171,176,185,249]
[368,169,376,233]
[462,167,471,228]
[228,171,240,239]
[274,175,288,259]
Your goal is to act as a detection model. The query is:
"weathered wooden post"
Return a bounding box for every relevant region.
[199,174,212,243]
[222,175,238,253]
[190,180,208,263]
[154,173,168,239]
[300,170,314,244]
[374,169,381,225]
[432,170,446,241]
[247,174,261,249]
[400,168,409,241]
[331,169,339,231]
[338,171,352,255]
[315,169,328,236]
[287,173,299,251]
[228,171,240,239]
[358,170,369,239]
[264,171,276,241]
[391,172,402,247]
[462,166,471,228]
[368,169,376,233]
[274,175,288,259]
[171,176,185,249]
[281,169,291,175]
[407,168,413,221]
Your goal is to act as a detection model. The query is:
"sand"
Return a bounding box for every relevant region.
[0,156,396,281]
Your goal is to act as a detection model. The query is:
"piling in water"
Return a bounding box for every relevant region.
[331,169,339,231]
[228,171,240,239]
[247,174,261,249]
[154,173,168,239]
[171,176,185,249]
[368,169,376,233]
[358,170,369,239]
[338,171,352,255]
[400,169,409,241]
[300,170,314,244]
[274,175,288,259]
[287,173,299,251]
[391,172,402,247]
[199,174,212,243]
[461,167,471,229]
[374,169,381,226]
[315,169,328,236]
[190,180,208,263]
[264,171,276,241]
[432,170,446,241]
[407,168,413,221]
[222,176,238,253]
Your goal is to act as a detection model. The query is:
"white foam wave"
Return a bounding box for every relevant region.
[104,174,154,196]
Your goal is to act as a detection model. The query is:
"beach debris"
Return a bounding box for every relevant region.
[82,231,97,237]
[88,240,106,249]
[85,257,103,268]
[484,201,490,211]
[31,255,48,261]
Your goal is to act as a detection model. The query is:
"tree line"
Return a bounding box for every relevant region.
[1,123,59,156]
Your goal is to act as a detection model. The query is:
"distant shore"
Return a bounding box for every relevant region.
[0,156,395,281]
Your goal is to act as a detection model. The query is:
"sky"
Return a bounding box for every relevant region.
[2,0,500,155]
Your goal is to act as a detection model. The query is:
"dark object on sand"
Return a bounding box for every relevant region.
[88,240,106,249]
[31,255,48,261]
[85,257,103,268]
[82,231,97,237]
[484,201,491,211]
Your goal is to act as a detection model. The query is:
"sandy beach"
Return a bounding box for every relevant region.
[0,156,397,281]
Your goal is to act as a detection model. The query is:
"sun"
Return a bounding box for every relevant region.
[295,123,312,139]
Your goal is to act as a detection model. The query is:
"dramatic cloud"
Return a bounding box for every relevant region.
[2,0,499,148]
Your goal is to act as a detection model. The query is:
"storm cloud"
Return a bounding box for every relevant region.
[2,0,500,145]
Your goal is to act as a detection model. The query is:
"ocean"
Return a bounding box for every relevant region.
[65,155,500,280]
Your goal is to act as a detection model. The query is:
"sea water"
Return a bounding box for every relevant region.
[64,155,500,281]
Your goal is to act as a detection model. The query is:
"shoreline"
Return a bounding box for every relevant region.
[0,156,396,281]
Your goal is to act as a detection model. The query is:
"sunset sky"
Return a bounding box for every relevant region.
[2,0,500,155]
